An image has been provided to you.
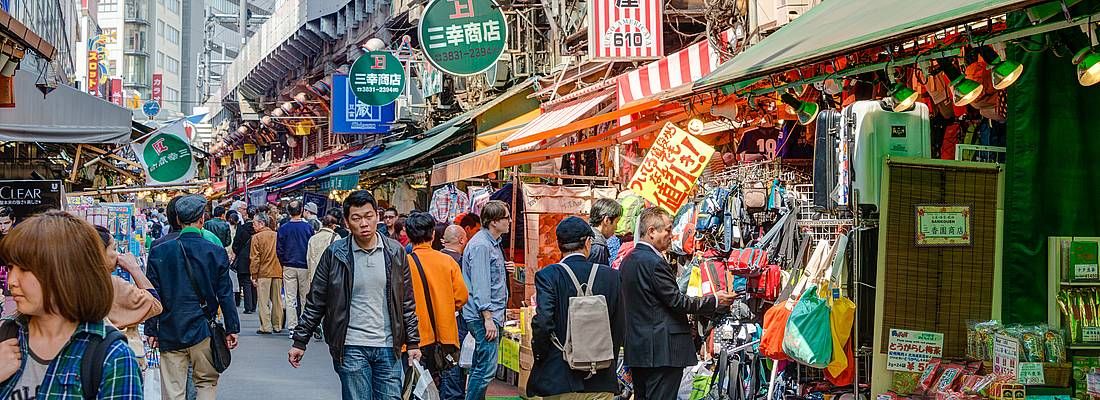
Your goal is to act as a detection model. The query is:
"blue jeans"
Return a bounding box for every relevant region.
[464,319,500,400]
[336,346,404,400]
[439,318,468,400]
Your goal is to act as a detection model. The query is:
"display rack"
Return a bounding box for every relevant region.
[1046,236,1100,341]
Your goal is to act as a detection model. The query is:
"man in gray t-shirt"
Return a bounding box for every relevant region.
[288,191,421,400]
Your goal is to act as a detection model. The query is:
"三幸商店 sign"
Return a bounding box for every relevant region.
[588,0,663,60]
[348,51,406,106]
[419,0,508,76]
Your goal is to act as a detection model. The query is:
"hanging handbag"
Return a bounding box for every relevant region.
[410,253,461,372]
[179,242,232,373]
[826,293,856,376]
[760,300,792,360]
[782,284,834,368]
[748,264,783,302]
[742,183,768,210]
[727,248,768,273]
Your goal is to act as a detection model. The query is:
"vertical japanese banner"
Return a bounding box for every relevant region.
[87,51,100,96]
[131,120,197,185]
[589,0,663,60]
[110,79,123,106]
[152,73,163,105]
[627,122,714,212]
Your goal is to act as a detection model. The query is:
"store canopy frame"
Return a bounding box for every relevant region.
[693,0,1048,93]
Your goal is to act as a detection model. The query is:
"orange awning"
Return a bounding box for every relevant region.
[476,109,540,150]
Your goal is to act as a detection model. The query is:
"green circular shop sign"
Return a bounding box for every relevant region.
[419,0,508,76]
[349,51,406,106]
[143,132,193,183]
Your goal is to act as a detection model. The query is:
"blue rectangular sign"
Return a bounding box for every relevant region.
[332,74,396,134]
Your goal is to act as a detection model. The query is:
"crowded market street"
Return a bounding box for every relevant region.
[2,0,1100,399]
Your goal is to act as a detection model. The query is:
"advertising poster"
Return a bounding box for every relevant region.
[0,180,64,298]
[331,74,396,134]
[627,122,714,212]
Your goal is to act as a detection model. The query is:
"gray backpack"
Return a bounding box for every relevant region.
[552,263,615,377]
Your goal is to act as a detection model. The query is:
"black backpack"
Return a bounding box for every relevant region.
[0,320,128,400]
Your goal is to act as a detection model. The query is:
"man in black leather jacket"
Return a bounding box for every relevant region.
[288,190,421,399]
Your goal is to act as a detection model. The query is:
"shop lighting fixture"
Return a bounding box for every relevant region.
[939,59,983,107]
[888,83,919,112]
[977,46,1023,90]
[779,93,819,125]
[1073,47,1100,86]
[0,53,20,77]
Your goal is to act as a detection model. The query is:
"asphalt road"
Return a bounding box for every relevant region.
[214,311,342,399]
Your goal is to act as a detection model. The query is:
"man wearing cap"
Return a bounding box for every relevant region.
[147,194,241,400]
[304,202,323,232]
[528,216,624,399]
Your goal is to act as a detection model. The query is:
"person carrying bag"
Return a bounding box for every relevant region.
[180,242,233,373]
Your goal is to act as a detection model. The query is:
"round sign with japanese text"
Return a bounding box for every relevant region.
[419,0,508,76]
[140,131,194,183]
[348,51,406,106]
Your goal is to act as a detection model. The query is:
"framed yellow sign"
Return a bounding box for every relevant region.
[916,205,972,246]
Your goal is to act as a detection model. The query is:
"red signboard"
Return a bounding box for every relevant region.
[110,79,123,106]
[152,73,162,105]
[588,0,663,60]
[87,51,99,96]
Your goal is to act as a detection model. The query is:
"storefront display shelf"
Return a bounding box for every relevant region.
[1067,344,1100,350]
[1060,281,1100,286]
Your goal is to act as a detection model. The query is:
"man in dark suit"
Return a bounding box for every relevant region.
[529,216,624,399]
[620,207,738,400]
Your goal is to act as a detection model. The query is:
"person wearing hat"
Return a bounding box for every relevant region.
[528,216,625,399]
[146,194,241,400]
[304,202,323,233]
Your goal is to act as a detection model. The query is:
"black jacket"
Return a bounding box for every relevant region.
[291,234,420,364]
[529,254,623,397]
[619,243,717,368]
[588,227,611,265]
[231,223,254,276]
[203,218,232,247]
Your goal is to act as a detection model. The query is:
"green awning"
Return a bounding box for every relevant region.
[694,0,1046,92]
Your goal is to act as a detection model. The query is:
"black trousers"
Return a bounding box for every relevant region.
[239,273,257,312]
[631,366,683,400]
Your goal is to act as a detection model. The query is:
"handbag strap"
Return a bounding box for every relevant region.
[409,253,441,339]
[178,241,217,323]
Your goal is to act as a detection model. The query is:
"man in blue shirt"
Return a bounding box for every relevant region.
[461,200,513,400]
[278,200,315,335]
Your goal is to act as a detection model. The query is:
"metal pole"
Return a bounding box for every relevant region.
[239,0,248,47]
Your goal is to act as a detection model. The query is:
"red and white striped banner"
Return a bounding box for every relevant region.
[616,30,737,134]
[588,0,663,60]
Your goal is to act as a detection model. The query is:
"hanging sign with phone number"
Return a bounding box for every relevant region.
[419,0,508,76]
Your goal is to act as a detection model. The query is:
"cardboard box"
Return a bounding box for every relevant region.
[520,344,534,371]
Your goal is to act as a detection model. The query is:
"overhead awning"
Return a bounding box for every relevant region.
[693,0,1045,92]
[503,93,612,155]
[0,9,56,60]
[476,109,540,150]
[0,72,132,144]
[271,145,386,191]
[326,139,416,180]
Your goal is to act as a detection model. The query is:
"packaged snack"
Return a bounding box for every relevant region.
[891,372,921,396]
[967,374,998,396]
[934,363,965,392]
[919,359,944,393]
[1046,328,1067,363]
[1020,326,1047,362]
[958,375,982,393]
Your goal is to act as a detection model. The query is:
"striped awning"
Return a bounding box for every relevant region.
[503,92,611,155]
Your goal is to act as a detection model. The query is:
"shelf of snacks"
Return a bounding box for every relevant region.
[1047,237,1100,399]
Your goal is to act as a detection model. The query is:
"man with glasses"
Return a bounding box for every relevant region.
[461,200,513,400]
[381,207,399,237]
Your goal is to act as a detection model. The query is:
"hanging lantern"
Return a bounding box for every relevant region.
[232,150,244,159]
[243,143,257,154]
[293,119,314,136]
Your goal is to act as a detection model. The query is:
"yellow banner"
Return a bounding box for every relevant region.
[627,122,715,213]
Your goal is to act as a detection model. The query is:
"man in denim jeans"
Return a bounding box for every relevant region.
[289,190,422,400]
[462,200,513,400]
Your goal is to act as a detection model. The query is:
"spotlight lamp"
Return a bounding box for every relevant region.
[780,93,819,125]
[939,59,983,107]
[888,82,919,112]
[977,46,1024,90]
[1073,47,1100,86]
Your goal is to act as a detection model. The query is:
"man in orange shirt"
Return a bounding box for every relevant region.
[406,212,469,385]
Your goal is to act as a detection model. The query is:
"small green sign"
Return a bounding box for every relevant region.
[348,51,406,106]
[419,0,508,76]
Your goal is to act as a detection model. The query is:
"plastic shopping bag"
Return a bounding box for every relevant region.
[459,333,475,368]
[782,285,833,368]
[678,362,710,400]
[412,361,440,400]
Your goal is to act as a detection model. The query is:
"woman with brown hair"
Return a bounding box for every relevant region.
[94,225,163,329]
[0,211,143,398]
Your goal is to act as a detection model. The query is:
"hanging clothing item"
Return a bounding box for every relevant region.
[736,127,781,160]
[429,184,470,224]
[468,186,493,217]
[940,123,961,161]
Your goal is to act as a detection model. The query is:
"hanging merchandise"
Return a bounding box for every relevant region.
[429,183,470,224]
[782,284,834,368]
[670,202,698,256]
[838,100,932,212]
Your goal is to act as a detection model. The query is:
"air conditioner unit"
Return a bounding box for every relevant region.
[485,59,512,89]
[775,0,816,27]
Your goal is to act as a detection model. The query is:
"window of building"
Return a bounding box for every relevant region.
[167,26,180,45]
[165,87,180,103]
[99,0,118,13]
[157,51,165,68]
[108,60,118,76]
[167,56,179,74]
[167,0,180,14]
[157,20,165,38]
